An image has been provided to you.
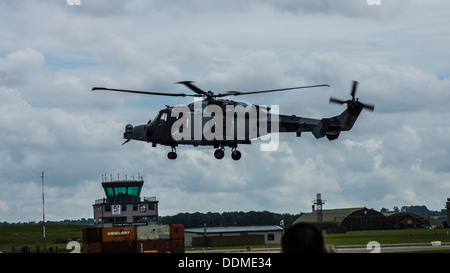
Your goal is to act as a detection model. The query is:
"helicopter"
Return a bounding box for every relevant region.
[92,80,374,160]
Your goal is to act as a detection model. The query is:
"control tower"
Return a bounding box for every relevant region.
[93,174,159,227]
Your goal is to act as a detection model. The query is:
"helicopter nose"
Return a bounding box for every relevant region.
[124,124,147,141]
[125,124,134,133]
[124,124,134,139]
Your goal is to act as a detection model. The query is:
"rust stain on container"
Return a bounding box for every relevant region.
[137,240,171,253]
[170,224,184,239]
[137,225,170,240]
[102,241,137,253]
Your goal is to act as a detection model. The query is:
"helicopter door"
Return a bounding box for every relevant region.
[153,110,175,145]
[158,112,168,127]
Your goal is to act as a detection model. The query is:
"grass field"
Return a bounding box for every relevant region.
[1,225,449,253]
[0,225,89,253]
[324,228,450,246]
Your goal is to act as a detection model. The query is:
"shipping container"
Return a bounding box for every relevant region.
[170,224,184,239]
[102,226,136,243]
[102,241,137,253]
[170,239,185,253]
[137,240,170,253]
[83,227,102,244]
[82,243,102,253]
[137,225,170,240]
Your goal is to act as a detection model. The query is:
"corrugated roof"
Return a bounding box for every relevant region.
[185,225,283,234]
[384,212,426,222]
[294,207,367,225]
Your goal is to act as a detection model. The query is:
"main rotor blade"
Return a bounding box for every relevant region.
[329,97,347,104]
[351,80,358,100]
[361,102,375,111]
[219,84,330,97]
[176,81,208,96]
[92,87,201,97]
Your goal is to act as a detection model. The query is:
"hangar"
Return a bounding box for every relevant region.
[293,207,393,231]
[384,212,427,229]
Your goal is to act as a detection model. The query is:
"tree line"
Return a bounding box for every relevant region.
[160,211,302,228]
[0,211,301,227]
[380,205,447,218]
[2,206,445,227]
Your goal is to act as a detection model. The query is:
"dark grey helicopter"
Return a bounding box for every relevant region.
[92,80,374,160]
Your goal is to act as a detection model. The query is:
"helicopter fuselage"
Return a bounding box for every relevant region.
[122,97,365,160]
[93,80,373,160]
[124,99,275,149]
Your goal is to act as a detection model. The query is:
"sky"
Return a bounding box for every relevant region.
[1,0,450,223]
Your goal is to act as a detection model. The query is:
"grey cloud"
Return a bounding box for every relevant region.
[0,1,449,222]
[259,0,414,19]
[0,48,45,86]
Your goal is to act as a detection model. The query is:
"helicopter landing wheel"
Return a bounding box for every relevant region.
[167,151,177,160]
[214,149,225,160]
[168,147,177,160]
[231,150,241,161]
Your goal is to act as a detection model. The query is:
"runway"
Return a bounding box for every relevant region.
[336,242,450,253]
[187,242,450,253]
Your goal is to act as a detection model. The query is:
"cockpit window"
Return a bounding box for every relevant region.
[157,112,168,126]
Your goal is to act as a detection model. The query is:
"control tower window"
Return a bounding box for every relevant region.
[115,187,127,196]
[104,185,142,198]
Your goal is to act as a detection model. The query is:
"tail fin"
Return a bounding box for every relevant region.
[311,105,364,141]
[320,80,374,140]
[334,105,364,131]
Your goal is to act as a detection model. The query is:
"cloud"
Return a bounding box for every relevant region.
[343,139,382,153]
[0,48,45,85]
[0,1,449,223]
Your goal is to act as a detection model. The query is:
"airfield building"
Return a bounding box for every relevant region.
[92,175,159,227]
[184,225,283,247]
[384,212,426,229]
[447,198,450,226]
[294,207,393,231]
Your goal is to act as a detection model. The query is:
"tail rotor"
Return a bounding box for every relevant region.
[329,81,375,111]
[329,81,375,128]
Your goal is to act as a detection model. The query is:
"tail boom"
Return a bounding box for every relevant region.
[278,104,364,141]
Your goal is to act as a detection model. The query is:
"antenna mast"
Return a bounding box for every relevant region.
[41,171,46,249]
[313,193,326,223]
